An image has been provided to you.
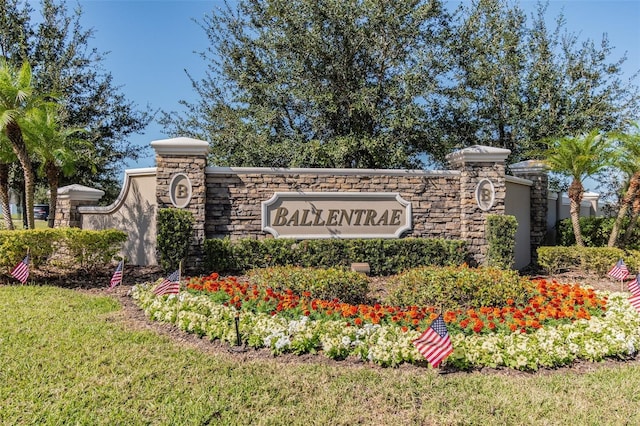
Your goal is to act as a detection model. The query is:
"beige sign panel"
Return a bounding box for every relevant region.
[169,173,193,208]
[262,192,412,238]
[475,178,496,211]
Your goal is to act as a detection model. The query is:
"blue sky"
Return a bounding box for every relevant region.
[75,0,640,174]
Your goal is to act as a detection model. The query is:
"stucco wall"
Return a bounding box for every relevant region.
[79,168,158,265]
[505,177,532,269]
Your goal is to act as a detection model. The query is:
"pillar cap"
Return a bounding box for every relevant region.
[446,145,511,166]
[151,137,210,156]
[510,160,547,174]
[56,184,105,202]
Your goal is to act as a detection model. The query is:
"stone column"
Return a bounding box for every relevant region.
[54,184,105,228]
[151,137,209,272]
[510,160,548,265]
[446,145,511,266]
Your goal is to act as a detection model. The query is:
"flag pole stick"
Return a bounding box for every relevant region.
[25,247,30,285]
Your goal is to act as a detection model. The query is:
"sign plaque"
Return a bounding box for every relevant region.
[262,192,412,239]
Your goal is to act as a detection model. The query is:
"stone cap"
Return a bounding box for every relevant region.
[56,184,105,202]
[151,137,210,156]
[446,145,511,166]
[582,192,600,201]
[510,159,547,174]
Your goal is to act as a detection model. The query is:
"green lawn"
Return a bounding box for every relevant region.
[0,214,48,229]
[2,285,640,425]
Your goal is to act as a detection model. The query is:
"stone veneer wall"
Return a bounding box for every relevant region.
[152,138,209,271]
[205,169,463,241]
[53,139,542,268]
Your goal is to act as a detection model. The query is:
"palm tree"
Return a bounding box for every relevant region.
[608,123,640,247]
[0,134,15,229]
[20,102,88,228]
[544,130,613,247]
[0,60,38,229]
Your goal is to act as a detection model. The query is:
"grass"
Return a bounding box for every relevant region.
[2,285,640,425]
[0,213,49,230]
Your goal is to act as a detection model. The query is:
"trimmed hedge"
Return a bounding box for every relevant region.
[157,208,194,271]
[384,265,536,311]
[486,214,517,269]
[0,228,127,270]
[247,265,370,305]
[537,246,640,276]
[204,237,467,275]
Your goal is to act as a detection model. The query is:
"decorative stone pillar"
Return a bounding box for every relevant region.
[446,145,511,266]
[54,184,105,228]
[151,137,209,272]
[510,160,548,265]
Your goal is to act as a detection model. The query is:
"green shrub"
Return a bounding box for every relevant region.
[247,265,370,304]
[203,238,234,273]
[0,228,60,268]
[554,217,640,248]
[485,215,517,269]
[537,245,640,276]
[384,265,536,311]
[203,237,467,275]
[0,228,127,270]
[62,228,128,268]
[536,246,580,275]
[157,208,194,271]
[296,239,350,269]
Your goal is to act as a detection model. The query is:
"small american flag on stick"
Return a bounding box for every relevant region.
[607,259,629,281]
[11,254,30,284]
[628,274,640,297]
[153,269,181,296]
[413,315,453,368]
[629,294,640,314]
[109,261,123,289]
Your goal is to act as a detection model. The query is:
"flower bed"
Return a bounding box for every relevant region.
[131,273,640,370]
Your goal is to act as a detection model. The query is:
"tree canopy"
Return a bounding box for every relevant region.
[0,0,151,203]
[162,0,639,168]
[161,0,452,168]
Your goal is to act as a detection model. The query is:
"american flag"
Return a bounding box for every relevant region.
[629,294,640,314]
[629,274,640,297]
[413,315,453,368]
[109,261,123,289]
[11,255,30,284]
[607,259,630,281]
[153,269,181,296]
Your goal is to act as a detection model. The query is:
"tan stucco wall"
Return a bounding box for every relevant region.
[505,178,531,270]
[79,168,158,265]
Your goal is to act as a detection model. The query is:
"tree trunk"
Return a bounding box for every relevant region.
[608,172,640,247]
[46,161,59,228]
[0,162,14,230]
[5,121,35,229]
[621,196,640,247]
[568,179,585,247]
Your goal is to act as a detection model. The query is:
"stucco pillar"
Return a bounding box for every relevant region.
[151,137,209,272]
[510,160,548,264]
[446,145,511,266]
[54,184,105,228]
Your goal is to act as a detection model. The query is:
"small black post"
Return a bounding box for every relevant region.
[234,311,241,346]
